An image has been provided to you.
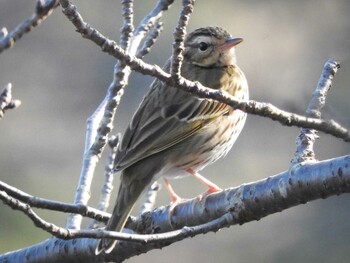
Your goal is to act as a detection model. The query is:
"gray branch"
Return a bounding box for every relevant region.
[0,180,110,222]
[292,60,340,164]
[139,181,161,214]
[88,135,120,229]
[65,0,175,229]
[0,83,21,119]
[1,154,349,262]
[170,0,195,81]
[136,22,164,59]
[119,0,134,50]
[59,0,350,142]
[0,0,58,53]
[1,0,349,262]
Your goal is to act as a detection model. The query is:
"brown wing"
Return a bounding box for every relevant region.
[114,62,247,171]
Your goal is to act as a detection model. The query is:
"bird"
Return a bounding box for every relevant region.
[96,26,249,254]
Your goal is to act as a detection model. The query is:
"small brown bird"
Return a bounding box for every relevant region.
[96,26,249,254]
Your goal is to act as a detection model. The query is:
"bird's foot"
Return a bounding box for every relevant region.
[163,178,187,212]
[169,195,187,213]
[196,185,222,201]
[186,168,222,200]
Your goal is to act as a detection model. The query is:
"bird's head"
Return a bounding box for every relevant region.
[184,26,243,68]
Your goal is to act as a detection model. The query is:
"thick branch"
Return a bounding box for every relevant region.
[2,154,349,262]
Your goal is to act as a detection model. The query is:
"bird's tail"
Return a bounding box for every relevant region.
[95,174,147,255]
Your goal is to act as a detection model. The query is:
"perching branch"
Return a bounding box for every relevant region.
[1,154,349,262]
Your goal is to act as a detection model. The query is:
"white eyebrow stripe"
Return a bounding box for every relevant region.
[190,36,213,45]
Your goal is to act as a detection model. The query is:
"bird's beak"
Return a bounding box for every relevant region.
[216,38,243,51]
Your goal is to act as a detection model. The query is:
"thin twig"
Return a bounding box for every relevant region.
[0,83,21,119]
[170,0,195,81]
[136,22,163,58]
[128,0,175,55]
[0,185,229,244]
[63,0,174,228]
[66,0,135,228]
[89,135,120,229]
[54,4,350,142]
[94,1,174,214]
[0,180,110,222]
[292,60,340,164]
[0,0,59,53]
[93,1,173,216]
[0,186,181,244]
[85,0,135,221]
[139,181,161,214]
[0,190,70,237]
[99,135,120,213]
[93,0,173,220]
[120,0,134,50]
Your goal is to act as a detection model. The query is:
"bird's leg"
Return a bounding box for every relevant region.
[163,178,188,228]
[163,178,185,211]
[186,168,222,200]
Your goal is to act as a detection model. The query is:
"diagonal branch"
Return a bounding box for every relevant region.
[136,22,163,59]
[59,1,350,142]
[128,0,175,55]
[65,0,175,229]
[0,180,109,222]
[0,0,59,53]
[0,190,73,238]
[292,60,340,164]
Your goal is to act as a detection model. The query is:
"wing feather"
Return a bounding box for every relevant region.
[115,62,245,171]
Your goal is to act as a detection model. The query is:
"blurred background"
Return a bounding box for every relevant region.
[1,0,350,262]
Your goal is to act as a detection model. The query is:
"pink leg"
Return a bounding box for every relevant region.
[163,178,184,207]
[186,168,222,198]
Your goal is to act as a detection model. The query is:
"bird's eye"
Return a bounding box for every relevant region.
[198,42,209,51]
